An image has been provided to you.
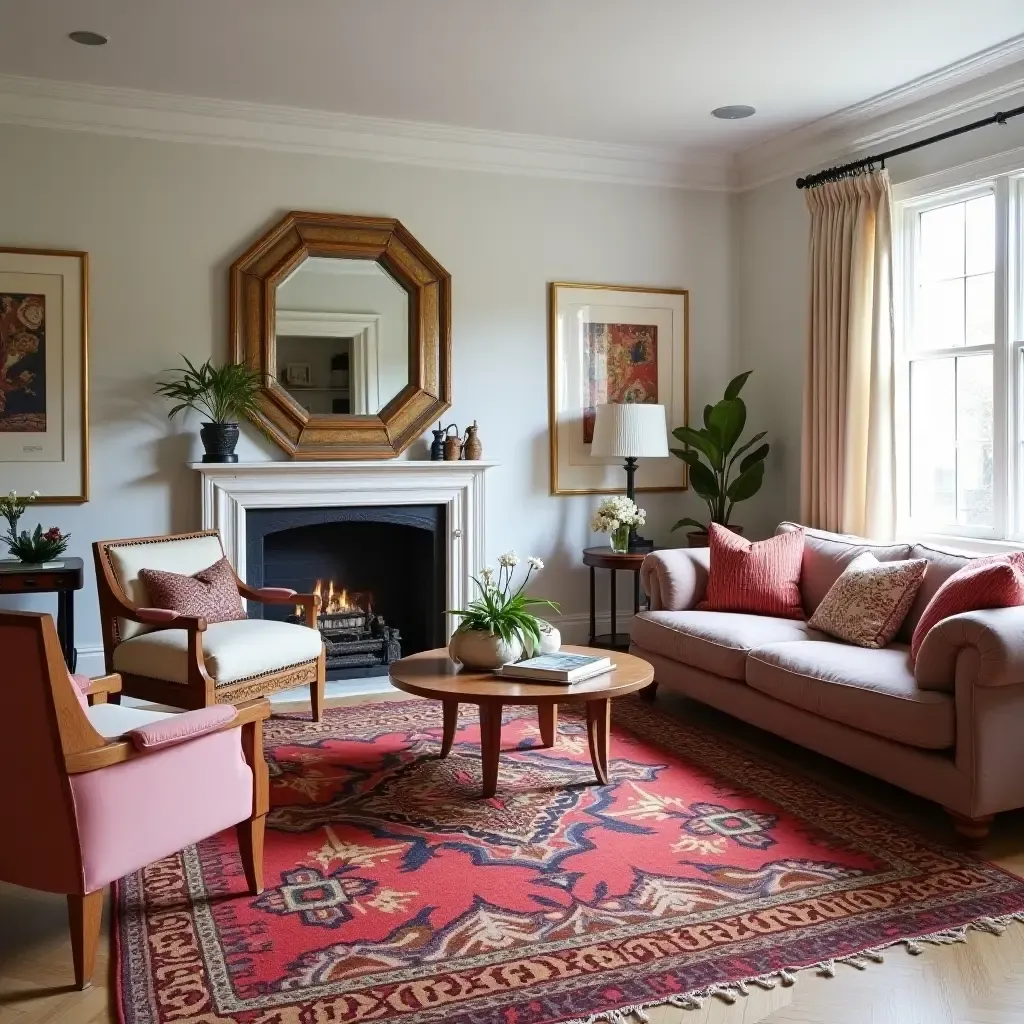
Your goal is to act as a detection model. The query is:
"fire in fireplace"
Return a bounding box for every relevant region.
[291,578,401,674]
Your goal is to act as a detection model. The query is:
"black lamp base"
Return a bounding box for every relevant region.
[620,456,654,553]
[628,535,654,554]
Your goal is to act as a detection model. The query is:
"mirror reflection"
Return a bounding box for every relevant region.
[274,257,410,415]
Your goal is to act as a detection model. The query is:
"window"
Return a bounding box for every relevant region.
[897,172,1024,541]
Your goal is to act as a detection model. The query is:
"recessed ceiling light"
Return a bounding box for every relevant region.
[68,30,108,46]
[711,105,755,120]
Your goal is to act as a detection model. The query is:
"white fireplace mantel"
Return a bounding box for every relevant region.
[192,460,497,637]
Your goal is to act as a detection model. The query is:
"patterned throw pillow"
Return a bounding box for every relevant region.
[808,553,927,648]
[138,556,246,623]
[910,552,1024,661]
[699,523,805,620]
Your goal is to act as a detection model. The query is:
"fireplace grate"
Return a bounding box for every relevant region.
[292,609,401,672]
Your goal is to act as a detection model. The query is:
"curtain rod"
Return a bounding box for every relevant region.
[795,102,1024,189]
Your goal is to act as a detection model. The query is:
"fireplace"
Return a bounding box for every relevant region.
[245,505,446,679]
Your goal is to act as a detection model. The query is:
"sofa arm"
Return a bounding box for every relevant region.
[128,705,238,751]
[640,547,711,611]
[915,607,1024,691]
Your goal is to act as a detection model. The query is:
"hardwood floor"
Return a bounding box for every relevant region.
[5,690,1024,1024]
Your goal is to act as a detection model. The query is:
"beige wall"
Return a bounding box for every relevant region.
[0,123,735,670]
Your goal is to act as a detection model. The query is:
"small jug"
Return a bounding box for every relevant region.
[443,423,463,461]
[463,420,482,460]
[429,422,446,461]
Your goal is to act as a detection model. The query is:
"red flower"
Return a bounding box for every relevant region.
[43,527,63,541]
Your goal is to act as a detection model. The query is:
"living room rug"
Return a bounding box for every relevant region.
[115,698,1024,1024]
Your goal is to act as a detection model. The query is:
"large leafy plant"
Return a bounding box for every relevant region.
[155,357,263,424]
[670,370,769,533]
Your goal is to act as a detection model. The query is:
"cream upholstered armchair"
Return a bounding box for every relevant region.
[93,530,326,719]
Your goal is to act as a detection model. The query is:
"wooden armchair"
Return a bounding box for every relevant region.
[93,530,326,719]
[0,610,270,989]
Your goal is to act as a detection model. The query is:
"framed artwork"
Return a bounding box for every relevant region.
[0,249,88,503]
[283,362,312,386]
[549,282,688,495]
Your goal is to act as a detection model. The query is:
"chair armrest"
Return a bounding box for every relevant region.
[83,673,122,698]
[640,547,711,611]
[237,580,319,608]
[134,606,207,631]
[915,607,1024,691]
[128,704,238,751]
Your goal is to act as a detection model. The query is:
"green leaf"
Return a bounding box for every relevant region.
[671,517,707,533]
[670,447,700,466]
[671,426,722,469]
[729,430,767,462]
[724,370,753,400]
[739,443,769,474]
[708,398,746,456]
[726,461,764,503]
[702,404,714,430]
[689,461,719,500]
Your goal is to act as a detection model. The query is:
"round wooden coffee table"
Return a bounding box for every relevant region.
[388,645,654,797]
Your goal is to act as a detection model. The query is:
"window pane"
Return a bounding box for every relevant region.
[965,273,995,346]
[911,358,956,524]
[965,194,995,275]
[916,279,965,349]
[920,201,965,280]
[956,353,993,527]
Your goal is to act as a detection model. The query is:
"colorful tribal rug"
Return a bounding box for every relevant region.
[115,698,1024,1024]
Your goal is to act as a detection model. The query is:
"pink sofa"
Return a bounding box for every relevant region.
[632,522,1024,840]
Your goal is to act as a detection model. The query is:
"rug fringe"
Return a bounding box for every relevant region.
[558,911,1024,1024]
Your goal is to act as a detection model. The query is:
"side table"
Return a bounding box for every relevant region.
[582,547,652,652]
[0,557,84,671]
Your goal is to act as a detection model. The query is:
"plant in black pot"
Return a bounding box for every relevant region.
[669,370,769,547]
[155,357,262,463]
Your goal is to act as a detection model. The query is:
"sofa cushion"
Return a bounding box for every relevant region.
[112,619,323,685]
[631,610,824,682]
[897,543,974,642]
[776,522,913,617]
[746,641,954,750]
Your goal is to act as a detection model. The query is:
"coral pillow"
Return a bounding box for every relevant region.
[138,556,246,624]
[910,552,1024,661]
[808,552,927,648]
[699,523,805,619]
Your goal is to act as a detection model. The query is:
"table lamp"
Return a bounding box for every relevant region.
[590,402,669,552]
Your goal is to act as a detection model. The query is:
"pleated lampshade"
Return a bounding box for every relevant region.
[590,403,669,458]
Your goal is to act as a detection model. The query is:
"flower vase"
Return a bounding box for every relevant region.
[609,524,630,554]
[448,626,523,671]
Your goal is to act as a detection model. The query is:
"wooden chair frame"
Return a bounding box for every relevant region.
[93,530,326,720]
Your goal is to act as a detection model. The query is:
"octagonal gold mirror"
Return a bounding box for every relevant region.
[230,212,451,459]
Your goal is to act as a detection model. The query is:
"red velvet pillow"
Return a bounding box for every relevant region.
[910,552,1024,661]
[699,523,805,619]
[138,556,246,624]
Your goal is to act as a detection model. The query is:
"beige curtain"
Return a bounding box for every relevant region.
[801,170,895,539]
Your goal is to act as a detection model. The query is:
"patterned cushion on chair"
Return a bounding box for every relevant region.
[138,557,245,624]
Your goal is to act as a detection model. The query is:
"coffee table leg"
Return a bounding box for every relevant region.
[538,703,557,748]
[479,702,503,798]
[586,698,611,785]
[440,700,458,758]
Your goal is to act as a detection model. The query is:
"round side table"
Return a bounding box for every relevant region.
[582,547,652,652]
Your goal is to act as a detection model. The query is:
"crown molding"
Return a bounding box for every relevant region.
[0,73,731,191]
[734,36,1024,191]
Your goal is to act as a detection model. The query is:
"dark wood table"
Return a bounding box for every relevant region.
[388,646,654,797]
[582,546,653,651]
[0,556,83,671]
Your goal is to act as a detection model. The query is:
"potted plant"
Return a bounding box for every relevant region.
[449,553,559,671]
[155,357,263,463]
[591,496,646,554]
[669,370,769,547]
[0,490,70,564]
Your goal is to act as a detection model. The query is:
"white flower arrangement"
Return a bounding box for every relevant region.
[590,496,646,534]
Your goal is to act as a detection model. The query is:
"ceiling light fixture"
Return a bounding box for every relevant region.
[711,105,755,120]
[68,30,108,46]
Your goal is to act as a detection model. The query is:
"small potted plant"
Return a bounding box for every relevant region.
[669,370,769,547]
[155,356,263,463]
[0,490,70,564]
[591,496,646,554]
[449,553,559,671]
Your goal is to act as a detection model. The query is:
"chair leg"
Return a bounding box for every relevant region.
[236,814,266,895]
[947,809,994,844]
[67,890,104,990]
[310,648,326,722]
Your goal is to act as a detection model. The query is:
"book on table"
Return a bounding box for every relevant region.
[495,653,613,684]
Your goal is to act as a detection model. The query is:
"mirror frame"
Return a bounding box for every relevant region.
[230,211,451,459]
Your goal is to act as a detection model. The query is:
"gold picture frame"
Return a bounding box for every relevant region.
[548,281,688,495]
[0,248,89,503]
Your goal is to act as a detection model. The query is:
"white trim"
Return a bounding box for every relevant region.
[193,460,496,640]
[0,73,730,191]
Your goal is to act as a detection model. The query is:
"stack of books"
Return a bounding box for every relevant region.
[494,653,612,685]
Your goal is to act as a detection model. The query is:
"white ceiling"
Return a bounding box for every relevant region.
[2,0,1024,160]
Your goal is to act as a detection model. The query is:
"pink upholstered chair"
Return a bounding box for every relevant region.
[0,610,270,990]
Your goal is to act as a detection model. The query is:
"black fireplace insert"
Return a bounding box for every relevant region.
[245,504,446,679]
